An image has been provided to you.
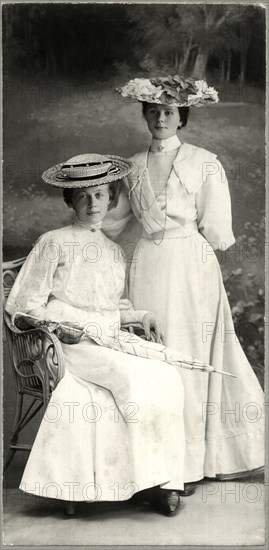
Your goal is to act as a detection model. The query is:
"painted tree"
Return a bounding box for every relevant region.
[128,5,199,75]
[127,4,254,81]
[189,4,243,78]
[2,3,265,83]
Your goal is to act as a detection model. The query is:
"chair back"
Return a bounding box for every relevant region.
[3,257,27,301]
[3,257,64,399]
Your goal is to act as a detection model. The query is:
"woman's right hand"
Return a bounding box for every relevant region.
[142,312,163,343]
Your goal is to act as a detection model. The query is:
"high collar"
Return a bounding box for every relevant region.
[73,215,103,233]
[150,135,181,153]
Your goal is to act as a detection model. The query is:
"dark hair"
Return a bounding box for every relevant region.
[63,182,119,208]
[142,101,189,129]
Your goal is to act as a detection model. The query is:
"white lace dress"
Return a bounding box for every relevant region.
[102,136,264,483]
[6,221,185,501]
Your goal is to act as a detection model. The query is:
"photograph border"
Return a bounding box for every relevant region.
[1,0,268,548]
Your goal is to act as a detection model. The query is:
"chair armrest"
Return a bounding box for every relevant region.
[4,312,65,393]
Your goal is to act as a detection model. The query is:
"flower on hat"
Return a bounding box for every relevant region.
[119,78,163,102]
[117,75,219,107]
[187,80,219,107]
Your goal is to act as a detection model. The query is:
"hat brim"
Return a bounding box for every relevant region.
[117,76,219,108]
[137,97,183,107]
[42,155,133,188]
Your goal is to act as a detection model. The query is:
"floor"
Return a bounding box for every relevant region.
[3,477,265,547]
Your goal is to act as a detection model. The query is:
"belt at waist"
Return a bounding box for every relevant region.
[141,221,198,240]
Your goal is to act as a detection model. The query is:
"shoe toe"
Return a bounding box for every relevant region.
[157,490,181,516]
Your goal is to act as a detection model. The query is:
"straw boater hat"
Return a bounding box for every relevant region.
[116,75,219,107]
[42,153,133,188]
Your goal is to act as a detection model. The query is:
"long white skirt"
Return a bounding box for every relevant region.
[129,230,264,482]
[20,341,185,501]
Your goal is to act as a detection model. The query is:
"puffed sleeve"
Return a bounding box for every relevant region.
[5,231,60,318]
[102,179,134,240]
[195,159,235,250]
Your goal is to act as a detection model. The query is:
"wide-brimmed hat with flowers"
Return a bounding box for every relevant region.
[116,75,219,107]
[42,153,133,188]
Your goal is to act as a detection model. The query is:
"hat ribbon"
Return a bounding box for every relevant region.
[57,161,120,181]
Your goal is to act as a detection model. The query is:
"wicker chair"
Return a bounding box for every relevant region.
[3,258,65,471]
[3,257,148,516]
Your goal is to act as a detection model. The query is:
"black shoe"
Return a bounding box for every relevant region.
[153,489,181,516]
[178,483,196,497]
[131,487,158,505]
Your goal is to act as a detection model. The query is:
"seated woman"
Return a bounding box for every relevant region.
[6,153,191,516]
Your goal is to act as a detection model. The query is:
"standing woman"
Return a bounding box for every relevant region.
[102,76,264,491]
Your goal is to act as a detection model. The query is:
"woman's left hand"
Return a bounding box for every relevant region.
[142,312,163,343]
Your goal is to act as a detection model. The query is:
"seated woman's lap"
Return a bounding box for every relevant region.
[61,340,184,415]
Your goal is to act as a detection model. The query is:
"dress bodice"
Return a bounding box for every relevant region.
[147,150,179,201]
[6,223,126,328]
[49,224,125,313]
[124,141,235,249]
[102,140,235,250]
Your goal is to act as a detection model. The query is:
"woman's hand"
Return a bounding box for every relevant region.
[142,312,163,343]
[56,322,84,345]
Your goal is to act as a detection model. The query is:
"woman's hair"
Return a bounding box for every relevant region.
[63,182,119,208]
[142,101,189,129]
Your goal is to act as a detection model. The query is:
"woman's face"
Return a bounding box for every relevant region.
[72,184,110,225]
[144,103,180,140]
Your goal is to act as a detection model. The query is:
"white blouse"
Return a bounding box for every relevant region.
[6,221,148,332]
[102,139,235,251]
